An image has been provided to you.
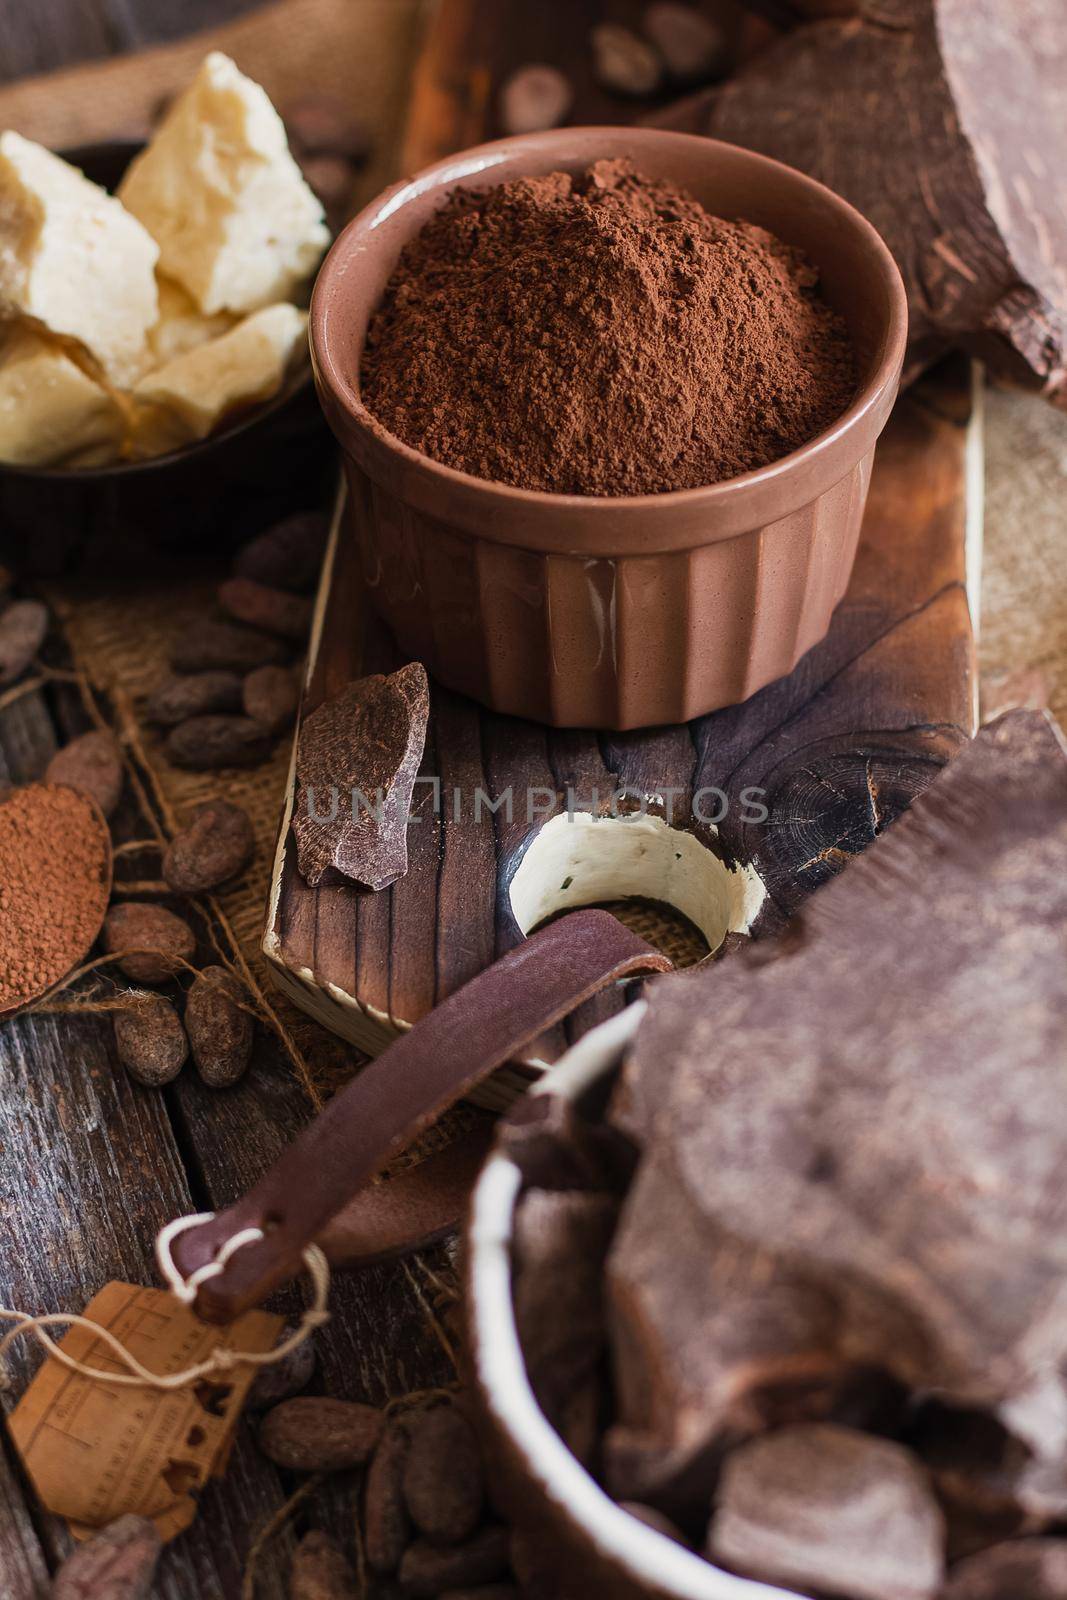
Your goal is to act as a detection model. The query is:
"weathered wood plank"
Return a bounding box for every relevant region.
[0,1436,49,1600]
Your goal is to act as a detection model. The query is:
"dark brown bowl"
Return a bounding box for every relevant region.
[0,142,334,576]
[311,128,907,730]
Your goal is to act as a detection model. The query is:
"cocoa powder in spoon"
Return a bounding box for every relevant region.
[361,158,856,495]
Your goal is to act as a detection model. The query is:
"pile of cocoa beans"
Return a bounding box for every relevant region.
[146,509,327,772]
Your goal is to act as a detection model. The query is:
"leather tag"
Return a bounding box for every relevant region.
[7,1281,282,1541]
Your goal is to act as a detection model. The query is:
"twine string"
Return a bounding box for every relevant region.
[0,1213,330,1393]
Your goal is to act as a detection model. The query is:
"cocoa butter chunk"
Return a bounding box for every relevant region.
[103,902,195,984]
[707,1426,945,1600]
[233,509,328,593]
[403,1404,484,1545]
[292,662,429,891]
[643,2,725,82]
[170,616,288,674]
[398,1525,510,1597]
[591,23,663,96]
[498,64,573,136]
[185,964,253,1088]
[145,670,243,725]
[218,576,313,641]
[607,713,1067,1476]
[246,1325,316,1409]
[243,662,299,732]
[289,1530,359,1600]
[163,799,254,893]
[365,1420,411,1573]
[52,1513,161,1600]
[258,1396,383,1471]
[46,728,123,818]
[113,992,188,1086]
[0,597,47,685]
[165,713,274,769]
[941,1539,1067,1599]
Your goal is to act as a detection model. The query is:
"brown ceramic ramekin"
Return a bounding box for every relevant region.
[310,129,907,730]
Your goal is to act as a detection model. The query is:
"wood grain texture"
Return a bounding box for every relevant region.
[268,356,980,1082]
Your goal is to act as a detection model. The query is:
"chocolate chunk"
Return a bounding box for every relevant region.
[607,713,1067,1481]
[113,992,188,1087]
[162,800,254,894]
[243,663,299,733]
[145,671,244,725]
[403,1404,484,1545]
[707,1425,945,1600]
[218,577,313,642]
[52,1513,161,1600]
[185,965,253,1088]
[171,617,288,674]
[233,511,329,594]
[292,662,429,891]
[398,1525,510,1597]
[165,714,274,769]
[591,23,663,96]
[289,1530,359,1600]
[365,1419,410,1574]
[498,64,573,135]
[643,3,725,82]
[103,902,195,984]
[941,1539,1067,1600]
[0,598,47,685]
[46,729,123,819]
[258,1397,383,1472]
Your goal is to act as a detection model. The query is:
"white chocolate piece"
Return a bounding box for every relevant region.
[0,329,126,467]
[131,301,308,457]
[119,52,329,315]
[147,275,235,368]
[0,132,159,385]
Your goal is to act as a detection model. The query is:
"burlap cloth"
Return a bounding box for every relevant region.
[4,0,1061,1104]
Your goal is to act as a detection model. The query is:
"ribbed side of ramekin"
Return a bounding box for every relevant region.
[344,451,872,729]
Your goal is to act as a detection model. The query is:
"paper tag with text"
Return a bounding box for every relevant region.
[7,1281,282,1541]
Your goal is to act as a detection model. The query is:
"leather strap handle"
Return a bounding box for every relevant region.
[172,909,670,1322]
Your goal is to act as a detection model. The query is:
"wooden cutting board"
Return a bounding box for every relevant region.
[264,355,982,1107]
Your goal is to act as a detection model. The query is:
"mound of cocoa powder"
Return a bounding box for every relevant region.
[361,159,857,495]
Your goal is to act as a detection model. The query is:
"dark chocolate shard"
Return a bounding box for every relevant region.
[608,712,1067,1482]
[940,1539,1067,1600]
[292,662,429,891]
[707,1424,944,1600]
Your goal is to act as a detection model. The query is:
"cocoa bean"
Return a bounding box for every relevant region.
[52,1513,161,1600]
[498,65,573,136]
[218,577,313,642]
[289,1530,358,1600]
[246,1327,316,1408]
[399,1526,510,1597]
[591,23,663,96]
[284,95,371,162]
[301,153,356,217]
[113,993,187,1086]
[166,715,274,770]
[365,1420,410,1574]
[643,2,726,82]
[103,903,195,984]
[0,598,47,685]
[259,1397,384,1471]
[185,965,253,1088]
[233,511,329,594]
[163,800,254,894]
[403,1404,484,1544]
[243,664,300,733]
[145,671,243,726]
[46,729,123,819]
[619,1501,690,1545]
[171,618,288,674]
[438,1589,520,1600]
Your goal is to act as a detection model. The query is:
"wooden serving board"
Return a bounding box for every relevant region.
[264,356,982,1106]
